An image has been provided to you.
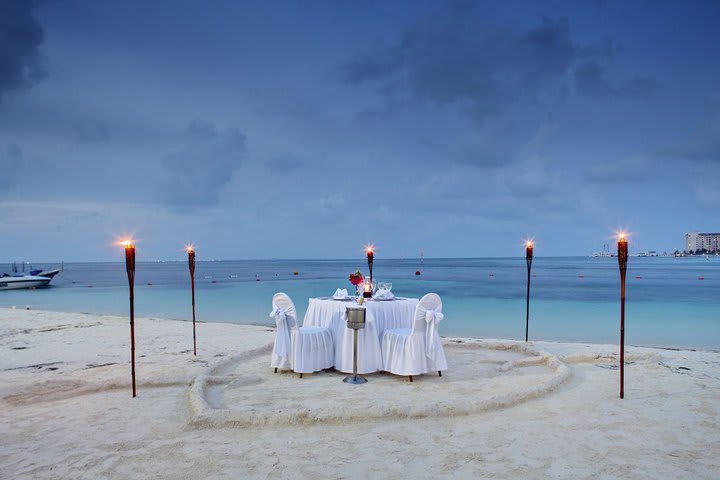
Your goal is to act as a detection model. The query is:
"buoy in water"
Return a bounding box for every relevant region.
[698,276,705,280]
[578,275,585,278]
[635,276,642,279]
[293,271,299,275]
[415,270,421,276]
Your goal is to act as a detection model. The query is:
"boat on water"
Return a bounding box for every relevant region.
[0,274,53,290]
[592,244,615,257]
[0,265,62,291]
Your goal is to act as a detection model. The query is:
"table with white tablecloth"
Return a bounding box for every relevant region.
[303,297,419,374]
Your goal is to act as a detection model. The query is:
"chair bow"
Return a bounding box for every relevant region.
[425,308,444,361]
[270,307,287,325]
[270,306,291,358]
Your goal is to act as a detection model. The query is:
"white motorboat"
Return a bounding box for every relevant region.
[0,274,53,291]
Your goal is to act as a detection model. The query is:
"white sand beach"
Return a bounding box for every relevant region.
[1,308,719,479]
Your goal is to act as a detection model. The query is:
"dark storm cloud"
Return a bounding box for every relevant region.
[686,145,720,164]
[661,94,720,166]
[583,156,657,184]
[343,3,658,123]
[75,121,111,143]
[343,9,578,119]
[158,120,246,209]
[0,0,47,101]
[0,143,22,190]
[574,61,656,98]
[670,142,720,168]
[264,154,306,172]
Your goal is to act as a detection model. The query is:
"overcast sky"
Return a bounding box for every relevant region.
[1,0,719,261]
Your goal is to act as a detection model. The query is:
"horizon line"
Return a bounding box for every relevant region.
[3,254,703,264]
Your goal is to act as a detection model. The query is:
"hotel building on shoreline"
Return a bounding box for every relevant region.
[685,232,720,254]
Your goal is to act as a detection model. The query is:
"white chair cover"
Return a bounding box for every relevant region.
[270,292,334,374]
[381,293,448,376]
[270,293,298,370]
[414,293,447,372]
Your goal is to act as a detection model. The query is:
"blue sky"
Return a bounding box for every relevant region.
[1,0,719,261]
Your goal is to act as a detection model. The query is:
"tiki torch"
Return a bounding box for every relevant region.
[617,232,628,399]
[120,239,137,397]
[365,245,374,298]
[525,240,534,342]
[186,246,197,356]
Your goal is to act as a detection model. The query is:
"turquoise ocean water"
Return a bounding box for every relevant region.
[2,257,718,351]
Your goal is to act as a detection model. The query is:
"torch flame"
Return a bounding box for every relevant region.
[526,240,534,248]
[185,245,194,253]
[118,239,135,248]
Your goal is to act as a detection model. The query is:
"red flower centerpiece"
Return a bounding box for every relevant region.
[349,270,364,295]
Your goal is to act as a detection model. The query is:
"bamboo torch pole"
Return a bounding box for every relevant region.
[187,246,197,356]
[121,240,137,397]
[617,233,628,399]
[525,240,534,342]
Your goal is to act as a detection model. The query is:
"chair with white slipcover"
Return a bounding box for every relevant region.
[381,293,447,381]
[270,292,334,377]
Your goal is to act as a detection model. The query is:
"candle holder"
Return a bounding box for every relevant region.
[363,279,373,298]
[187,246,197,356]
[525,241,534,342]
[617,234,628,399]
[343,306,367,384]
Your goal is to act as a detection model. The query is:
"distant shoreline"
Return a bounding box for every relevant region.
[4,254,719,264]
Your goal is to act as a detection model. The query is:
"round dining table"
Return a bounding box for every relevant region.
[303,297,419,374]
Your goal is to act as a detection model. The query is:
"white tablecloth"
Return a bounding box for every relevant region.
[303,297,419,374]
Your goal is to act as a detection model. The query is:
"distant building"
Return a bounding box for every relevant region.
[685,232,720,254]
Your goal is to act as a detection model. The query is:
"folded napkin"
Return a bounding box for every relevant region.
[333,288,349,299]
[373,288,394,300]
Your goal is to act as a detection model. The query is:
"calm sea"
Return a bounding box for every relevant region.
[2,257,718,351]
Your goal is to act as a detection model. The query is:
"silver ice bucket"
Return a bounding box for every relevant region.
[346,306,366,330]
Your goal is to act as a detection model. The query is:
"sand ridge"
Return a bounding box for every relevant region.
[189,340,571,428]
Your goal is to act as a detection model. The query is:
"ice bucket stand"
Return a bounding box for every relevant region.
[343,306,367,384]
